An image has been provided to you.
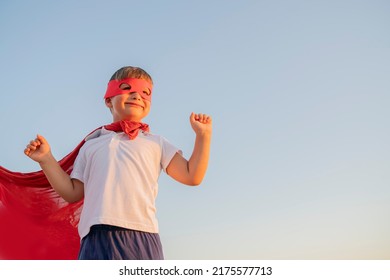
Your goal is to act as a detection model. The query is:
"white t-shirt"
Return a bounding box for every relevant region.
[70,128,181,239]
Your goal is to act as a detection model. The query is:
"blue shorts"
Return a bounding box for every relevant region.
[78,224,164,260]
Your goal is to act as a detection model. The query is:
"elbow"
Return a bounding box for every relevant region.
[186,177,203,187]
[63,196,82,204]
[60,189,84,203]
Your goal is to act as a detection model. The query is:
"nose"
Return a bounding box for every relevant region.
[129,91,142,100]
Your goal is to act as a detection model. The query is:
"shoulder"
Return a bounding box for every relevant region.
[78,128,114,154]
[140,131,180,153]
[140,131,167,143]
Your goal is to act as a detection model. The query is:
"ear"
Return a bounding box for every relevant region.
[105,98,113,109]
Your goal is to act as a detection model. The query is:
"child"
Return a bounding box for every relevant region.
[24,66,212,260]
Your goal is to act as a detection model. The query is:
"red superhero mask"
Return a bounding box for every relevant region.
[104,78,153,101]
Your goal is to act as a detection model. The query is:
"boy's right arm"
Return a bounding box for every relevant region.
[24,135,84,203]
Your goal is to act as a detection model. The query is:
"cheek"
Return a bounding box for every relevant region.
[141,95,152,102]
[144,100,151,110]
[112,97,126,106]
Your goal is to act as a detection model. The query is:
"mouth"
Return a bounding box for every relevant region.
[125,102,144,109]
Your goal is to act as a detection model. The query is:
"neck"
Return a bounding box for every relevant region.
[104,120,150,140]
[113,117,143,123]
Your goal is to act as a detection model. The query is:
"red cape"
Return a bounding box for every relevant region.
[0,138,87,259]
[0,121,148,259]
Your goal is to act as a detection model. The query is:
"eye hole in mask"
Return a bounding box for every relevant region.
[119,83,132,90]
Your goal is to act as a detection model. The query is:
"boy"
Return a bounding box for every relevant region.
[24,66,212,260]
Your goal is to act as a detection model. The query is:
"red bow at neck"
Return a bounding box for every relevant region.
[104,120,149,140]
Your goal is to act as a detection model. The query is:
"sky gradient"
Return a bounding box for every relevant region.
[1,0,389,259]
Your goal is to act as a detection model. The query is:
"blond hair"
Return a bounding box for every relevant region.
[109,66,153,85]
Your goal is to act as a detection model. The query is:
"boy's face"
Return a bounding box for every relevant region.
[105,82,151,122]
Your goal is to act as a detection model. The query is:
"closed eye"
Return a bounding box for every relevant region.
[119,83,131,90]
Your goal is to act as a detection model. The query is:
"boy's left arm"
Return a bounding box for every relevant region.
[167,112,212,186]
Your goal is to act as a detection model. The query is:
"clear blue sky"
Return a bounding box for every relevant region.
[1,0,389,259]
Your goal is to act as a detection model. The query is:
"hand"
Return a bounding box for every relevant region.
[24,134,52,163]
[190,112,212,136]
